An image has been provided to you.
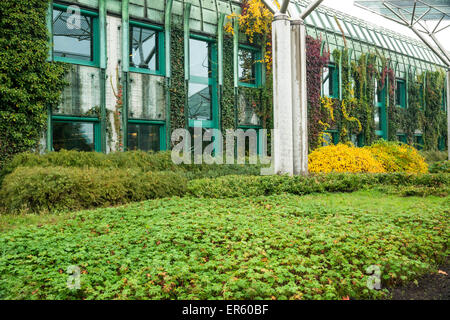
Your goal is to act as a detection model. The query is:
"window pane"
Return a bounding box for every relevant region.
[53,8,93,61]
[188,82,212,120]
[374,107,382,131]
[128,124,160,152]
[238,49,256,84]
[322,66,334,97]
[55,65,101,116]
[189,39,211,78]
[238,91,261,126]
[53,122,95,151]
[129,73,165,120]
[130,26,158,71]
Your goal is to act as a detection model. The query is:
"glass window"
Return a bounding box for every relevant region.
[188,83,212,120]
[129,73,165,120]
[130,25,159,71]
[128,123,161,152]
[53,7,94,62]
[53,121,96,151]
[396,79,406,108]
[190,39,212,79]
[374,107,382,131]
[322,64,337,98]
[238,48,257,85]
[188,37,217,126]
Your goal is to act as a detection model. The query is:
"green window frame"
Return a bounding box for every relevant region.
[322,63,339,99]
[414,134,424,150]
[52,3,100,67]
[127,120,166,152]
[323,130,339,146]
[51,116,101,152]
[375,83,388,139]
[397,134,407,143]
[188,34,218,129]
[396,79,406,108]
[129,21,165,76]
[238,44,263,88]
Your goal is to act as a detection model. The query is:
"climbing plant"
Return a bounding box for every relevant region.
[0,0,67,170]
[169,28,186,145]
[423,70,446,151]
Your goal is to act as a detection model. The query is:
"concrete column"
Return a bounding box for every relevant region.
[447,69,450,160]
[291,19,308,175]
[272,13,293,175]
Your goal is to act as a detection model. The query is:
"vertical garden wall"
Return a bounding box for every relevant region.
[0,0,447,167]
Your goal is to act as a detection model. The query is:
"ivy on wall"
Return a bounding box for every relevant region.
[222,36,236,131]
[169,28,186,145]
[306,36,330,150]
[0,0,67,169]
[423,70,446,151]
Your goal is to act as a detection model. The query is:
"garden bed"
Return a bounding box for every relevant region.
[0,191,448,300]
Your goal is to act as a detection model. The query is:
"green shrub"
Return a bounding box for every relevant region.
[0,166,187,214]
[429,160,450,173]
[420,150,448,165]
[0,150,264,186]
[187,173,450,198]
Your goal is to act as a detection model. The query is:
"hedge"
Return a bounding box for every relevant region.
[0,150,263,186]
[0,166,187,214]
[187,173,450,198]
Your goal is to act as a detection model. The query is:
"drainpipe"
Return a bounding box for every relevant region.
[99,0,107,153]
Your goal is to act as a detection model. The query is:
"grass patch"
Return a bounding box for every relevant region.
[0,191,448,300]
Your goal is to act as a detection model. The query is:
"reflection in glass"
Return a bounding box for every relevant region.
[239,49,256,84]
[55,65,101,116]
[322,66,334,97]
[53,9,93,61]
[129,74,165,120]
[188,82,212,120]
[189,39,211,78]
[53,122,95,151]
[374,107,382,131]
[130,26,158,70]
[128,124,160,152]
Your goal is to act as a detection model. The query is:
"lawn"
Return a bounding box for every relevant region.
[0,190,448,300]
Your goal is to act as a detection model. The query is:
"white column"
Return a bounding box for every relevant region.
[291,19,308,175]
[272,13,294,175]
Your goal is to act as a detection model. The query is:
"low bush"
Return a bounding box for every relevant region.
[308,144,385,174]
[0,166,187,214]
[429,160,450,173]
[366,140,428,174]
[0,150,263,186]
[187,173,450,198]
[420,150,448,165]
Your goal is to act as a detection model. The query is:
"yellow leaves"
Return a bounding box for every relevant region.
[309,144,386,174]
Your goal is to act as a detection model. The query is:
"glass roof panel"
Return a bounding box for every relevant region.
[309,11,324,29]
[354,1,450,22]
[343,21,358,39]
[367,29,382,47]
[317,12,332,30]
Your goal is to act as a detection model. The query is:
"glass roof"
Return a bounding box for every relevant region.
[354,0,450,22]
[289,0,445,67]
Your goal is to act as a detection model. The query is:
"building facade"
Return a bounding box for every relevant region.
[44,0,448,153]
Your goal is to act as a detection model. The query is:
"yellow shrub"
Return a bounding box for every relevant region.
[309,144,385,174]
[366,141,428,174]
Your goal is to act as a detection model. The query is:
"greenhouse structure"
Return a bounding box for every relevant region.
[45,0,448,155]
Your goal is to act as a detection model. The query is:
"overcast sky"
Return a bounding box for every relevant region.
[319,0,450,52]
